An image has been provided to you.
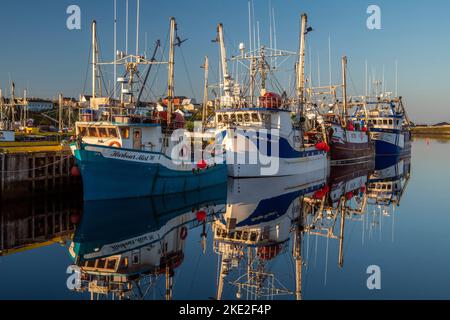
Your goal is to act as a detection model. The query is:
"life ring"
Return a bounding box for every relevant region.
[109,141,122,148]
[180,227,188,240]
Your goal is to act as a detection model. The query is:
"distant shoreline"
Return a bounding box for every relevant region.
[411,125,450,136]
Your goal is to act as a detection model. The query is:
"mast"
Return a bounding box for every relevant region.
[202,56,209,126]
[341,56,348,118]
[167,17,176,126]
[297,14,308,119]
[217,23,231,98]
[92,20,98,99]
[338,199,346,268]
[294,199,304,301]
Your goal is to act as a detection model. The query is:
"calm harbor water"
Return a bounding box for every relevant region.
[0,137,448,300]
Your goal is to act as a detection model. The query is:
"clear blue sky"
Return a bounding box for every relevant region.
[0,0,448,123]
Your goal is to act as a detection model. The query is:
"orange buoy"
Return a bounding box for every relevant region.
[197,159,208,170]
[196,210,207,222]
[71,166,81,177]
[70,212,81,225]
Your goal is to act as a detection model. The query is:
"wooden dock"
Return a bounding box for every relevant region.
[0,142,80,200]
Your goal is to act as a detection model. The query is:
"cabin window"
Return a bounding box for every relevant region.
[132,253,140,265]
[108,128,118,138]
[244,113,250,122]
[237,114,243,122]
[223,115,229,122]
[252,113,259,122]
[97,259,107,269]
[383,120,388,125]
[98,127,108,138]
[389,119,393,125]
[218,115,223,123]
[78,126,87,137]
[231,114,236,123]
[120,127,130,139]
[107,259,117,270]
[88,127,98,137]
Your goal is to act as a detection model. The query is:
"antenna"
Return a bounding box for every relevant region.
[126,0,129,55]
[365,60,368,97]
[114,0,117,100]
[136,0,140,56]
[248,1,252,54]
[395,60,398,97]
[257,21,261,49]
[317,53,321,87]
[269,0,273,49]
[328,35,332,88]
[252,0,256,51]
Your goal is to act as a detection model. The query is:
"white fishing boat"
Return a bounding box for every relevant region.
[213,14,328,178]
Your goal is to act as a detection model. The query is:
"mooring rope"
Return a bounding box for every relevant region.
[1,155,73,174]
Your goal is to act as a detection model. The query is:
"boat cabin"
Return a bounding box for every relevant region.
[76,122,164,152]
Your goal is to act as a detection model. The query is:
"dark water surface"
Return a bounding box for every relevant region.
[0,138,447,300]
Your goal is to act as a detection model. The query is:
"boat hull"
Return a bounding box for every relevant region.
[73,143,228,201]
[227,149,328,178]
[330,140,375,163]
[329,124,374,164]
[218,129,328,178]
[371,130,412,156]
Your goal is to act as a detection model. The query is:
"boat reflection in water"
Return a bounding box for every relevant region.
[367,155,411,208]
[64,154,411,300]
[68,184,227,300]
[213,169,328,300]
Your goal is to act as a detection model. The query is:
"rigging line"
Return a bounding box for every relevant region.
[146,30,170,102]
[188,243,204,294]
[96,39,110,97]
[179,46,197,100]
[82,41,93,96]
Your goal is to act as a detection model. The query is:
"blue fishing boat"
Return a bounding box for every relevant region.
[71,18,227,201]
[366,97,412,156]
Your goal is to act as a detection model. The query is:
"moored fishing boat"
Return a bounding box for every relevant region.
[365,96,412,156]
[212,14,328,178]
[325,57,375,164]
[71,18,227,201]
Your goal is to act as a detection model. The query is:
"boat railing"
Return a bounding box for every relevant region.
[217,96,291,111]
